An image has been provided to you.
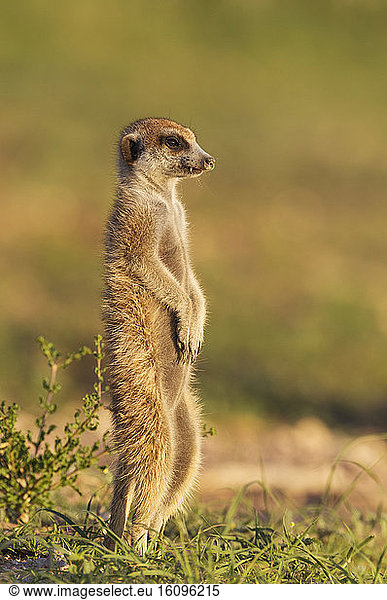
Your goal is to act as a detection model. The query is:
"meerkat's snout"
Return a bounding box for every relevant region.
[202,155,215,171]
[182,148,215,177]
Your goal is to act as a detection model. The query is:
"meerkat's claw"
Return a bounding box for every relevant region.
[176,342,184,361]
[188,347,200,364]
[176,342,191,365]
[186,337,203,364]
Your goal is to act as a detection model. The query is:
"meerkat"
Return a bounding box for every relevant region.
[103,118,215,552]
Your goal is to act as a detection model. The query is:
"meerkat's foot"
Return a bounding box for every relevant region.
[135,534,148,556]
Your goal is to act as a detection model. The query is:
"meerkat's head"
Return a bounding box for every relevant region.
[118,118,215,184]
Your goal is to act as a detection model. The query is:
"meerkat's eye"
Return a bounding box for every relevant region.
[165,136,181,150]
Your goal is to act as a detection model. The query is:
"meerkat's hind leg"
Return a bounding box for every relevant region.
[104,457,135,550]
[130,485,166,555]
[125,423,174,555]
[130,519,150,555]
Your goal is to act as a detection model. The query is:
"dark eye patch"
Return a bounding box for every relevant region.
[163,135,188,150]
[165,136,181,149]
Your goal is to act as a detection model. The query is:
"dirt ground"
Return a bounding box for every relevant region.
[200,414,387,512]
[17,411,387,513]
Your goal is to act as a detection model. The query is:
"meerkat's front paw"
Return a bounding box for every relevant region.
[187,323,204,364]
[176,323,203,364]
[176,320,191,363]
[175,299,194,363]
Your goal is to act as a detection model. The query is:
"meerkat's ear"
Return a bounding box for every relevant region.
[121,133,143,164]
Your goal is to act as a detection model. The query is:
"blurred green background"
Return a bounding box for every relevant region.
[1,0,387,428]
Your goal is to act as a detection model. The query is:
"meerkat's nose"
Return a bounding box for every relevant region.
[202,156,216,171]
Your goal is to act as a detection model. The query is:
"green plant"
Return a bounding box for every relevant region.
[0,335,109,523]
[202,423,216,438]
[0,490,386,584]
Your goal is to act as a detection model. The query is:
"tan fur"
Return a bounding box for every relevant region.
[103,118,215,552]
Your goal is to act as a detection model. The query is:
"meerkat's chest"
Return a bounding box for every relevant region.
[159,202,190,284]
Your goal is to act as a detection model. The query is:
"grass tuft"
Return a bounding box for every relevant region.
[0,489,386,584]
